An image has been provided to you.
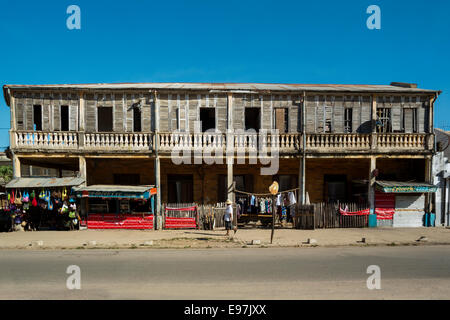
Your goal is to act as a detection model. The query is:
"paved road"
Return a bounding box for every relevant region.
[0,246,449,299]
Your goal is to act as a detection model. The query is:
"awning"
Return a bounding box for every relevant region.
[72,184,157,199]
[375,180,437,193]
[6,177,85,189]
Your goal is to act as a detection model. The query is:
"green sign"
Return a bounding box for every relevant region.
[376,185,437,193]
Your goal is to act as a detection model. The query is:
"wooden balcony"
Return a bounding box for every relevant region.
[157,132,302,154]
[11,130,432,155]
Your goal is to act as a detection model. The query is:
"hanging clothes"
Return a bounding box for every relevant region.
[288,192,297,205]
[276,194,282,206]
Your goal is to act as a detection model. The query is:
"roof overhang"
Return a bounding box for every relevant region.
[2,82,442,107]
[72,184,157,199]
[5,177,85,189]
[375,180,438,193]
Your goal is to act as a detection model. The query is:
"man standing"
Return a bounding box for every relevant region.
[224,199,233,236]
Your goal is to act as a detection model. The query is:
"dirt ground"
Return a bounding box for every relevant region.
[0,226,449,249]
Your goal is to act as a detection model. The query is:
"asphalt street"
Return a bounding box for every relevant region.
[0,246,449,299]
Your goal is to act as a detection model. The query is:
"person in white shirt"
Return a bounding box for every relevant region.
[224,199,233,236]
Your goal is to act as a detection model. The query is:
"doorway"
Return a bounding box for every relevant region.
[167,174,194,203]
[200,108,216,132]
[245,108,260,132]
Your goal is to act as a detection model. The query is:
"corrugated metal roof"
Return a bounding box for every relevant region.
[3,82,440,93]
[4,82,440,106]
[6,177,85,189]
[72,184,154,193]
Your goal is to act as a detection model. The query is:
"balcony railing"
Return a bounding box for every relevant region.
[15,131,79,150]
[158,132,302,153]
[376,133,427,149]
[84,132,152,151]
[12,130,431,154]
[306,134,371,150]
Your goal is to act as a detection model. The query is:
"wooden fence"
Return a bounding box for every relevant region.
[162,202,227,230]
[295,202,369,229]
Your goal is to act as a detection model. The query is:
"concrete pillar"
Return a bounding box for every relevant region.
[78,156,87,186]
[153,90,162,230]
[298,156,305,204]
[368,156,376,212]
[425,157,432,213]
[12,155,21,178]
[154,156,161,229]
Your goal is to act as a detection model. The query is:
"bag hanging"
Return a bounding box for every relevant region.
[10,190,15,204]
[32,197,38,207]
[62,188,68,199]
[22,190,29,203]
[39,189,45,199]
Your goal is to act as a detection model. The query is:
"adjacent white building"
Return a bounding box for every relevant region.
[433,128,450,226]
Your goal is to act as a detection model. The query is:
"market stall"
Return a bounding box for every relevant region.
[72,184,157,230]
[375,180,438,227]
[4,177,84,231]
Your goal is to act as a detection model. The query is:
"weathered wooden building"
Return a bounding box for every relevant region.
[2,82,441,226]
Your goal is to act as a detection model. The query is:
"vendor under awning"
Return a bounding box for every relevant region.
[375,180,437,193]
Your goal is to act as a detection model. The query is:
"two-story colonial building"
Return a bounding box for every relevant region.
[2,82,441,228]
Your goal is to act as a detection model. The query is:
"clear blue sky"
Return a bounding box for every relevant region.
[0,0,449,149]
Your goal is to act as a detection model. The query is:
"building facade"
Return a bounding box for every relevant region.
[2,82,441,225]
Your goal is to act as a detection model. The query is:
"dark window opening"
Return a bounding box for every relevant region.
[98,107,113,132]
[113,173,140,185]
[274,108,288,133]
[133,107,142,132]
[324,174,347,203]
[61,105,69,131]
[273,174,297,192]
[218,174,253,203]
[325,120,332,133]
[33,105,42,131]
[200,108,216,132]
[344,108,353,133]
[168,174,193,203]
[245,108,260,132]
[376,108,392,133]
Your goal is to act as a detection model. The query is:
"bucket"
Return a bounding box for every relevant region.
[424,213,429,227]
[429,213,436,227]
[368,214,377,228]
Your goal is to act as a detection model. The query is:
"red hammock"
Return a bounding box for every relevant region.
[339,207,370,216]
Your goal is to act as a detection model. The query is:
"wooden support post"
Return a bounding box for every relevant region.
[271,195,275,244]
[368,156,376,212]
[371,94,377,150]
[79,91,85,131]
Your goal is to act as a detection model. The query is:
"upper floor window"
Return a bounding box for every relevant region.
[245,108,260,131]
[402,108,417,133]
[33,105,42,131]
[344,108,353,133]
[60,105,69,131]
[274,108,288,133]
[376,108,392,133]
[98,106,113,132]
[133,107,142,132]
[200,107,215,132]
